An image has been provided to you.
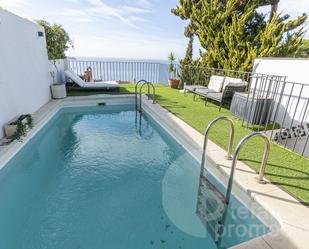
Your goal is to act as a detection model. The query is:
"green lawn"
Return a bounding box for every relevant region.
[68,84,309,205]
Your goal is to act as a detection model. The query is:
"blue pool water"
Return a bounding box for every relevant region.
[0,105,271,249]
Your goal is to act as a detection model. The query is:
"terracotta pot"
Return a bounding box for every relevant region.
[168,79,180,89]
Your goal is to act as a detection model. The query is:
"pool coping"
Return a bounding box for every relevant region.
[0,94,308,249]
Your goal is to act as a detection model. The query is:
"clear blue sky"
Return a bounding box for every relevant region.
[1,0,308,60]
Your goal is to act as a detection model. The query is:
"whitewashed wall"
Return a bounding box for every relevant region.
[253,58,309,126]
[0,10,51,138]
[253,58,309,84]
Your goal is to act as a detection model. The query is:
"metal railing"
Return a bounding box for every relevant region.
[196,117,270,246]
[216,132,270,247]
[67,58,174,83]
[196,116,235,246]
[236,76,309,157]
[196,118,270,246]
[197,116,234,207]
[225,132,271,203]
[135,81,156,113]
[135,80,148,110]
[200,116,235,167]
[180,65,253,88]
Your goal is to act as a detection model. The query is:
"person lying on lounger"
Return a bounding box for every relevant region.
[84,67,93,82]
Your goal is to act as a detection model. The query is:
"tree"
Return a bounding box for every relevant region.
[179,35,194,88]
[182,36,194,66]
[294,40,309,58]
[37,20,73,60]
[172,0,307,71]
[270,1,279,20]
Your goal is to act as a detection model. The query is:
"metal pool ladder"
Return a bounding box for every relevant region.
[135,80,156,113]
[196,116,271,246]
[196,116,234,244]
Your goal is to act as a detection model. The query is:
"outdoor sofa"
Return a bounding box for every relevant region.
[65,70,119,90]
[185,75,246,111]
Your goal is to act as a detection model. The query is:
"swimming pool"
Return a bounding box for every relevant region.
[0,104,273,249]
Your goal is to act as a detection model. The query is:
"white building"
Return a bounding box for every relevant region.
[0,9,51,138]
[254,58,309,84]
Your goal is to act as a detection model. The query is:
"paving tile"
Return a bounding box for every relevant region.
[229,237,271,249]
[254,189,309,231]
[263,225,309,249]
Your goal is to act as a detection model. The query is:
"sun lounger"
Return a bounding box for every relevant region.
[65,70,119,89]
[194,76,246,111]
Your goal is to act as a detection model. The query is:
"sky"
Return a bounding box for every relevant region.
[0,0,308,60]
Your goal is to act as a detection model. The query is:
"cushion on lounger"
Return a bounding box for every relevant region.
[65,70,86,87]
[84,81,119,88]
[222,77,244,91]
[208,75,225,92]
[65,70,119,88]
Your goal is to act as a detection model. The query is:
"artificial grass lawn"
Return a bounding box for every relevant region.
[68,84,309,205]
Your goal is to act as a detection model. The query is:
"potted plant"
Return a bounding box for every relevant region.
[50,61,67,99]
[168,52,180,89]
[4,114,33,140]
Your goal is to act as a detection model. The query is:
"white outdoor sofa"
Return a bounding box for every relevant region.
[185,75,246,111]
[65,70,119,90]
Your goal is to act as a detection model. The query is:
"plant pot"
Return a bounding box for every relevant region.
[51,84,67,99]
[168,79,180,89]
[4,115,28,138]
[4,124,18,138]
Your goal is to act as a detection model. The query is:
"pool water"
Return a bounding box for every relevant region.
[0,105,270,249]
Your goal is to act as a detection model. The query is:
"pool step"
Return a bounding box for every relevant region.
[196,175,227,244]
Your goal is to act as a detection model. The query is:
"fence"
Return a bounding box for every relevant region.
[244,77,309,157]
[181,65,309,157]
[67,58,174,84]
[180,66,253,86]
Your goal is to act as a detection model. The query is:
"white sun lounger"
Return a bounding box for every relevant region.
[65,70,119,89]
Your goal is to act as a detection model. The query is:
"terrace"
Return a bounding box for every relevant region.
[0,5,309,249]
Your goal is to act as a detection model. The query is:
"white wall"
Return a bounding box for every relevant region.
[253,58,309,155]
[253,58,309,84]
[0,10,51,138]
[253,58,309,126]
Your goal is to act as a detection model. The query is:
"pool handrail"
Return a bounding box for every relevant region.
[198,123,270,246]
[225,132,270,204]
[138,82,156,113]
[135,80,148,110]
[217,132,270,247]
[196,116,234,243]
[197,116,234,210]
[200,116,235,177]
